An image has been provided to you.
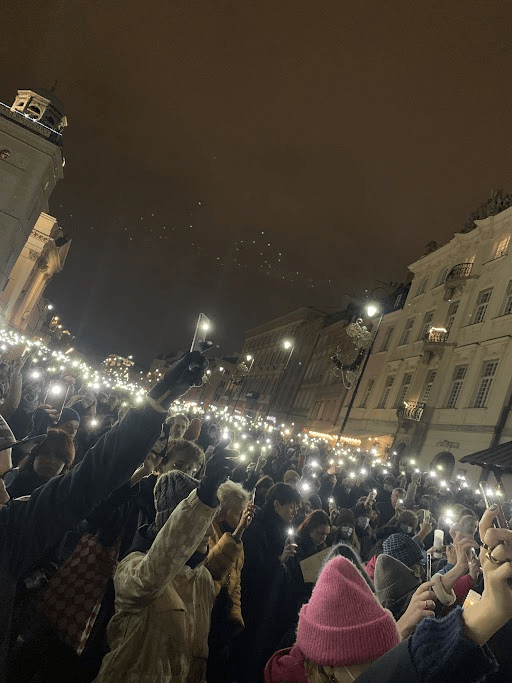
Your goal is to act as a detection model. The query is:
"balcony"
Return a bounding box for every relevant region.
[396,401,425,422]
[446,262,473,282]
[425,327,449,343]
[444,262,477,301]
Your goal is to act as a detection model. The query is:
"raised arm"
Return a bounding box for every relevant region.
[3,351,208,577]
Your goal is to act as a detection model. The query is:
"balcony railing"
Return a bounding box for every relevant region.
[446,262,473,281]
[396,401,426,421]
[424,327,449,343]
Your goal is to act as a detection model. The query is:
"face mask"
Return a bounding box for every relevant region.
[344,487,351,494]
[477,500,486,510]
[357,517,369,530]
[340,525,353,539]
[384,484,393,492]
[400,524,414,534]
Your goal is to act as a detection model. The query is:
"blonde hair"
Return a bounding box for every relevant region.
[304,659,372,682]
[217,479,250,510]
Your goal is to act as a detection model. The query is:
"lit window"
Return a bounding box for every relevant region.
[473,360,498,408]
[470,288,493,325]
[445,365,468,408]
[494,236,510,259]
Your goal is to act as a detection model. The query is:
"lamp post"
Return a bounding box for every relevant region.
[336,304,383,443]
[266,338,294,419]
[232,354,255,414]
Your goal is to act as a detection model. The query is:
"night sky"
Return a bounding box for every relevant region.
[3,1,512,367]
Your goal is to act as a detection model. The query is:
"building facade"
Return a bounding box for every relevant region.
[0,213,71,332]
[343,193,512,486]
[0,87,66,292]
[235,307,325,419]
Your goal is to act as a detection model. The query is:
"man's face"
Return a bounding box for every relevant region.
[58,420,79,440]
[170,418,188,439]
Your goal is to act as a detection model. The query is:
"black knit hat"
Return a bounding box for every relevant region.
[382,533,423,568]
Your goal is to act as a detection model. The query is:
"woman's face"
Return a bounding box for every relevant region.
[224,497,245,529]
[309,524,330,547]
[274,500,299,524]
[163,449,198,476]
[33,451,65,480]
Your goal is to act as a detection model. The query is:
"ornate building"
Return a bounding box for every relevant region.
[0,87,67,293]
[0,213,71,332]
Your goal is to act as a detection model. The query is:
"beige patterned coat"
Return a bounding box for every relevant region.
[94,489,229,683]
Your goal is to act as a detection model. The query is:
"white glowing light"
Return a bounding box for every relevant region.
[50,385,63,396]
[366,304,379,318]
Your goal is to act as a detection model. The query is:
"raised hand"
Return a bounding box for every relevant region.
[147,351,208,410]
[197,439,233,508]
[396,580,436,639]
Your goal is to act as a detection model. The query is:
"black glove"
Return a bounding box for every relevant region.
[197,439,233,508]
[147,351,208,410]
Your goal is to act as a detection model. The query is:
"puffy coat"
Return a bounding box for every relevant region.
[209,520,245,629]
[94,489,235,683]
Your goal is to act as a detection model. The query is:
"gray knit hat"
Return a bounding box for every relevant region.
[374,554,421,616]
[153,470,199,531]
[382,533,423,568]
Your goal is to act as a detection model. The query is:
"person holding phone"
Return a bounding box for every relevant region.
[0,350,208,683]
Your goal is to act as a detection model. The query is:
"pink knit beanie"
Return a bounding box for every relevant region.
[297,556,400,667]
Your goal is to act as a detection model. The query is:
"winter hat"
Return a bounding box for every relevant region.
[153,470,199,531]
[335,508,356,526]
[284,470,299,483]
[374,554,421,615]
[183,417,201,441]
[382,533,423,568]
[58,408,81,425]
[297,556,400,667]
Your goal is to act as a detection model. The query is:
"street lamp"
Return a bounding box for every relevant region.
[266,338,295,418]
[336,303,383,442]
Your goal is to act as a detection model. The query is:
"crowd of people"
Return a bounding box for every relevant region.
[1,342,512,682]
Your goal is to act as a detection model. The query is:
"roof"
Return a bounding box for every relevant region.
[29,87,65,113]
[460,440,512,472]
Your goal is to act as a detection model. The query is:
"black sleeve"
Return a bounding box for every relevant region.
[4,403,164,577]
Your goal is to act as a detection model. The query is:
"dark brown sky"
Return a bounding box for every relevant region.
[2,0,512,365]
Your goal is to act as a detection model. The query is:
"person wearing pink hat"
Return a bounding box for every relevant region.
[265,555,400,682]
[266,505,512,683]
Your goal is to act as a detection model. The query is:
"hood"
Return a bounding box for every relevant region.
[264,646,308,683]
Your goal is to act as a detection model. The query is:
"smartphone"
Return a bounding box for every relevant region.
[426,553,432,581]
[424,510,431,524]
[479,482,506,529]
[43,380,70,419]
[190,314,211,353]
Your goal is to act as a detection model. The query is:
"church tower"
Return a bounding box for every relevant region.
[0,87,66,293]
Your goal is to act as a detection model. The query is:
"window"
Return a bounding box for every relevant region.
[437,267,450,286]
[445,365,468,408]
[395,373,413,408]
[494,236,510,259]
[445,300,459,331]
[377,375,395,409]
[501,281,512,316]
[470,288,493,325]
[473,360,498,408]
[416,278,428,295]
[418,310,435,340]
[399,318,415,346]
[359,378,375,408]
[421,369,437,403]
[380,326,395,352]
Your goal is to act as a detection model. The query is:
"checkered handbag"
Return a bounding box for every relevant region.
[39,532,121,655]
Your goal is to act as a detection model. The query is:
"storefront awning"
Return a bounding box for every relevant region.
[460,441,512,473]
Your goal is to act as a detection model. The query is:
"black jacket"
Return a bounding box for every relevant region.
[0,403,164,682]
